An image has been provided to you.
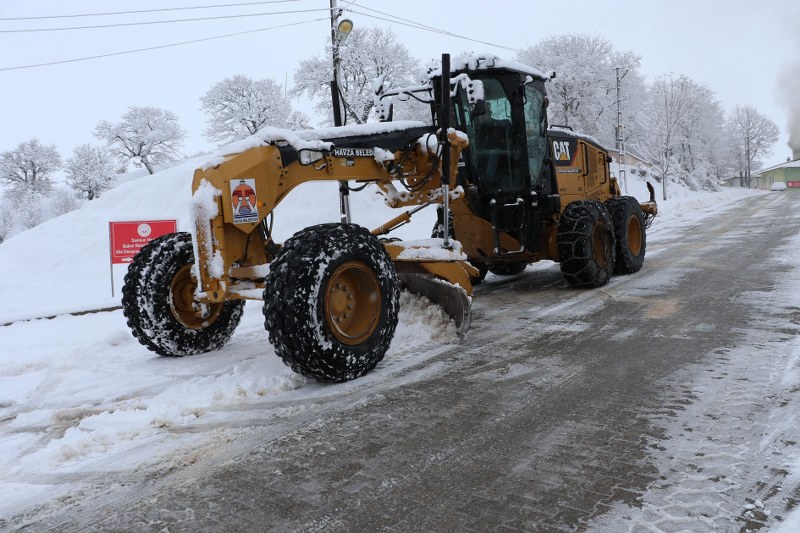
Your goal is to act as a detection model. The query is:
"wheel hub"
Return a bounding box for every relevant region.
[169,264,223,329]
[592,223,610,267]
[627,214,643,256]
[325,261,381,345]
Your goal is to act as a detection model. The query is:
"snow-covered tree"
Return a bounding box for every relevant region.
[47,186,82,217]
[285,110,313,131]
[0,139,62,196]
[0,186,45,238]
[201,75,292,144]
[293,26,420,126]
[517,34,647,147]
[64,144,117,200]
[95,106,187,174]
[725,105,780,186]
[636,75,724,194]
[0,193,14,243]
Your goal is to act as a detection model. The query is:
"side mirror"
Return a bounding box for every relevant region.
[377,102,394,122]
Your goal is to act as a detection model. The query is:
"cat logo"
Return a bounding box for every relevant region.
[553,140,571,161]
[551,138,577,166]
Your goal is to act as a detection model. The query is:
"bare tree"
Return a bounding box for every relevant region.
[95,106,187,174]
[48,186,83,218]
[293,26,419,126]
[201,75,292,144]
[517,34,646,147]
[65,144,118,200]
[285,110,313,131]
[636,75,722,196]
[726,105,780,186]
[0,138,61,196]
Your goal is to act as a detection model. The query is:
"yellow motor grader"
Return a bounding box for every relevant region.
[122,54,656,383]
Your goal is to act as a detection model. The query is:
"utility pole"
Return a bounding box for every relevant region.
[663,150,668,201]
[745,134,751,189]
[329,0,353,222]
[614,67,628,194]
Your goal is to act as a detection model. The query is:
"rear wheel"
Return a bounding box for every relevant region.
[557,200,615,288]
[605,196,646,274]
[264,223,400,382]
[488,261,527,276]
[469,261,489,284]
[122,232,245,356]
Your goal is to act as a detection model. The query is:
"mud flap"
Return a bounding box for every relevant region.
[397,272,472,339]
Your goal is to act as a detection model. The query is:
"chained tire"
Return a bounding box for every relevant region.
[557,200,615,288]
[488,261,527,276]
[605,196,646,275]
[122,232,245,357]
[264,223,400,383]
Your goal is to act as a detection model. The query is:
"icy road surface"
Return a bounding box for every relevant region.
[2,191,800,531]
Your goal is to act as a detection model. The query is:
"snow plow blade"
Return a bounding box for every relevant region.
[397,272,472,338]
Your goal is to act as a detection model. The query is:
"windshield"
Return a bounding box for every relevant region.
[455,76,530,195]
[457,76,547,194]
[523,83,547,188]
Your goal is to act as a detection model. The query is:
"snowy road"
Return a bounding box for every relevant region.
[3,191,800,532]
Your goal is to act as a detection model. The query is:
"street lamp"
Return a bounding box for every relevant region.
[336,18,353,39]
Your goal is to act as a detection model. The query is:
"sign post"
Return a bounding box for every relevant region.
[109,220,177,297]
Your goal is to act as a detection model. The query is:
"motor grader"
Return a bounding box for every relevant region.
[122,53,656,383]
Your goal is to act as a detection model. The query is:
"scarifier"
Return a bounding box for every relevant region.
[122,53,657,383]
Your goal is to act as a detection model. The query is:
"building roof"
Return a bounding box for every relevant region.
[607,147,652,166]
[761,159,800,173]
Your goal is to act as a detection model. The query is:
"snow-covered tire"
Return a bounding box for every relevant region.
[122,232,245,357]
[557,200,615,288]
[605,196,646,274]
[488,261,527,276]
[263,223,400,382]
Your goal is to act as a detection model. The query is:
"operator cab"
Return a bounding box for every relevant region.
[374,56,561,256]
[447,62,560,255]
[453,72,550,199]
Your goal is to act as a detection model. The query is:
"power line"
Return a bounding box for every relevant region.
[345,3,520,53]
[0,18,328,72]
[0,1,301,21]
[0,8,329,33]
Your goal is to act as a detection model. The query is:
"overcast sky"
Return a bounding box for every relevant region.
[1,0,799,169]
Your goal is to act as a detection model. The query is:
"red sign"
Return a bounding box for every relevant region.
[788,181,800,188]
[109,220,177,264]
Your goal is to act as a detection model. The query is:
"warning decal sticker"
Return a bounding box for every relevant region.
[231,178,259,224]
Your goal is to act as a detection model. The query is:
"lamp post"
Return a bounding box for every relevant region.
[329,1,353,222]
[614,66,628,194]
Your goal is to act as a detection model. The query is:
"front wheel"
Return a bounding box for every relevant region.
[264,223,400,382]
[557,200,615,288]
[605,196,646,274]
[122,232,245,356]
